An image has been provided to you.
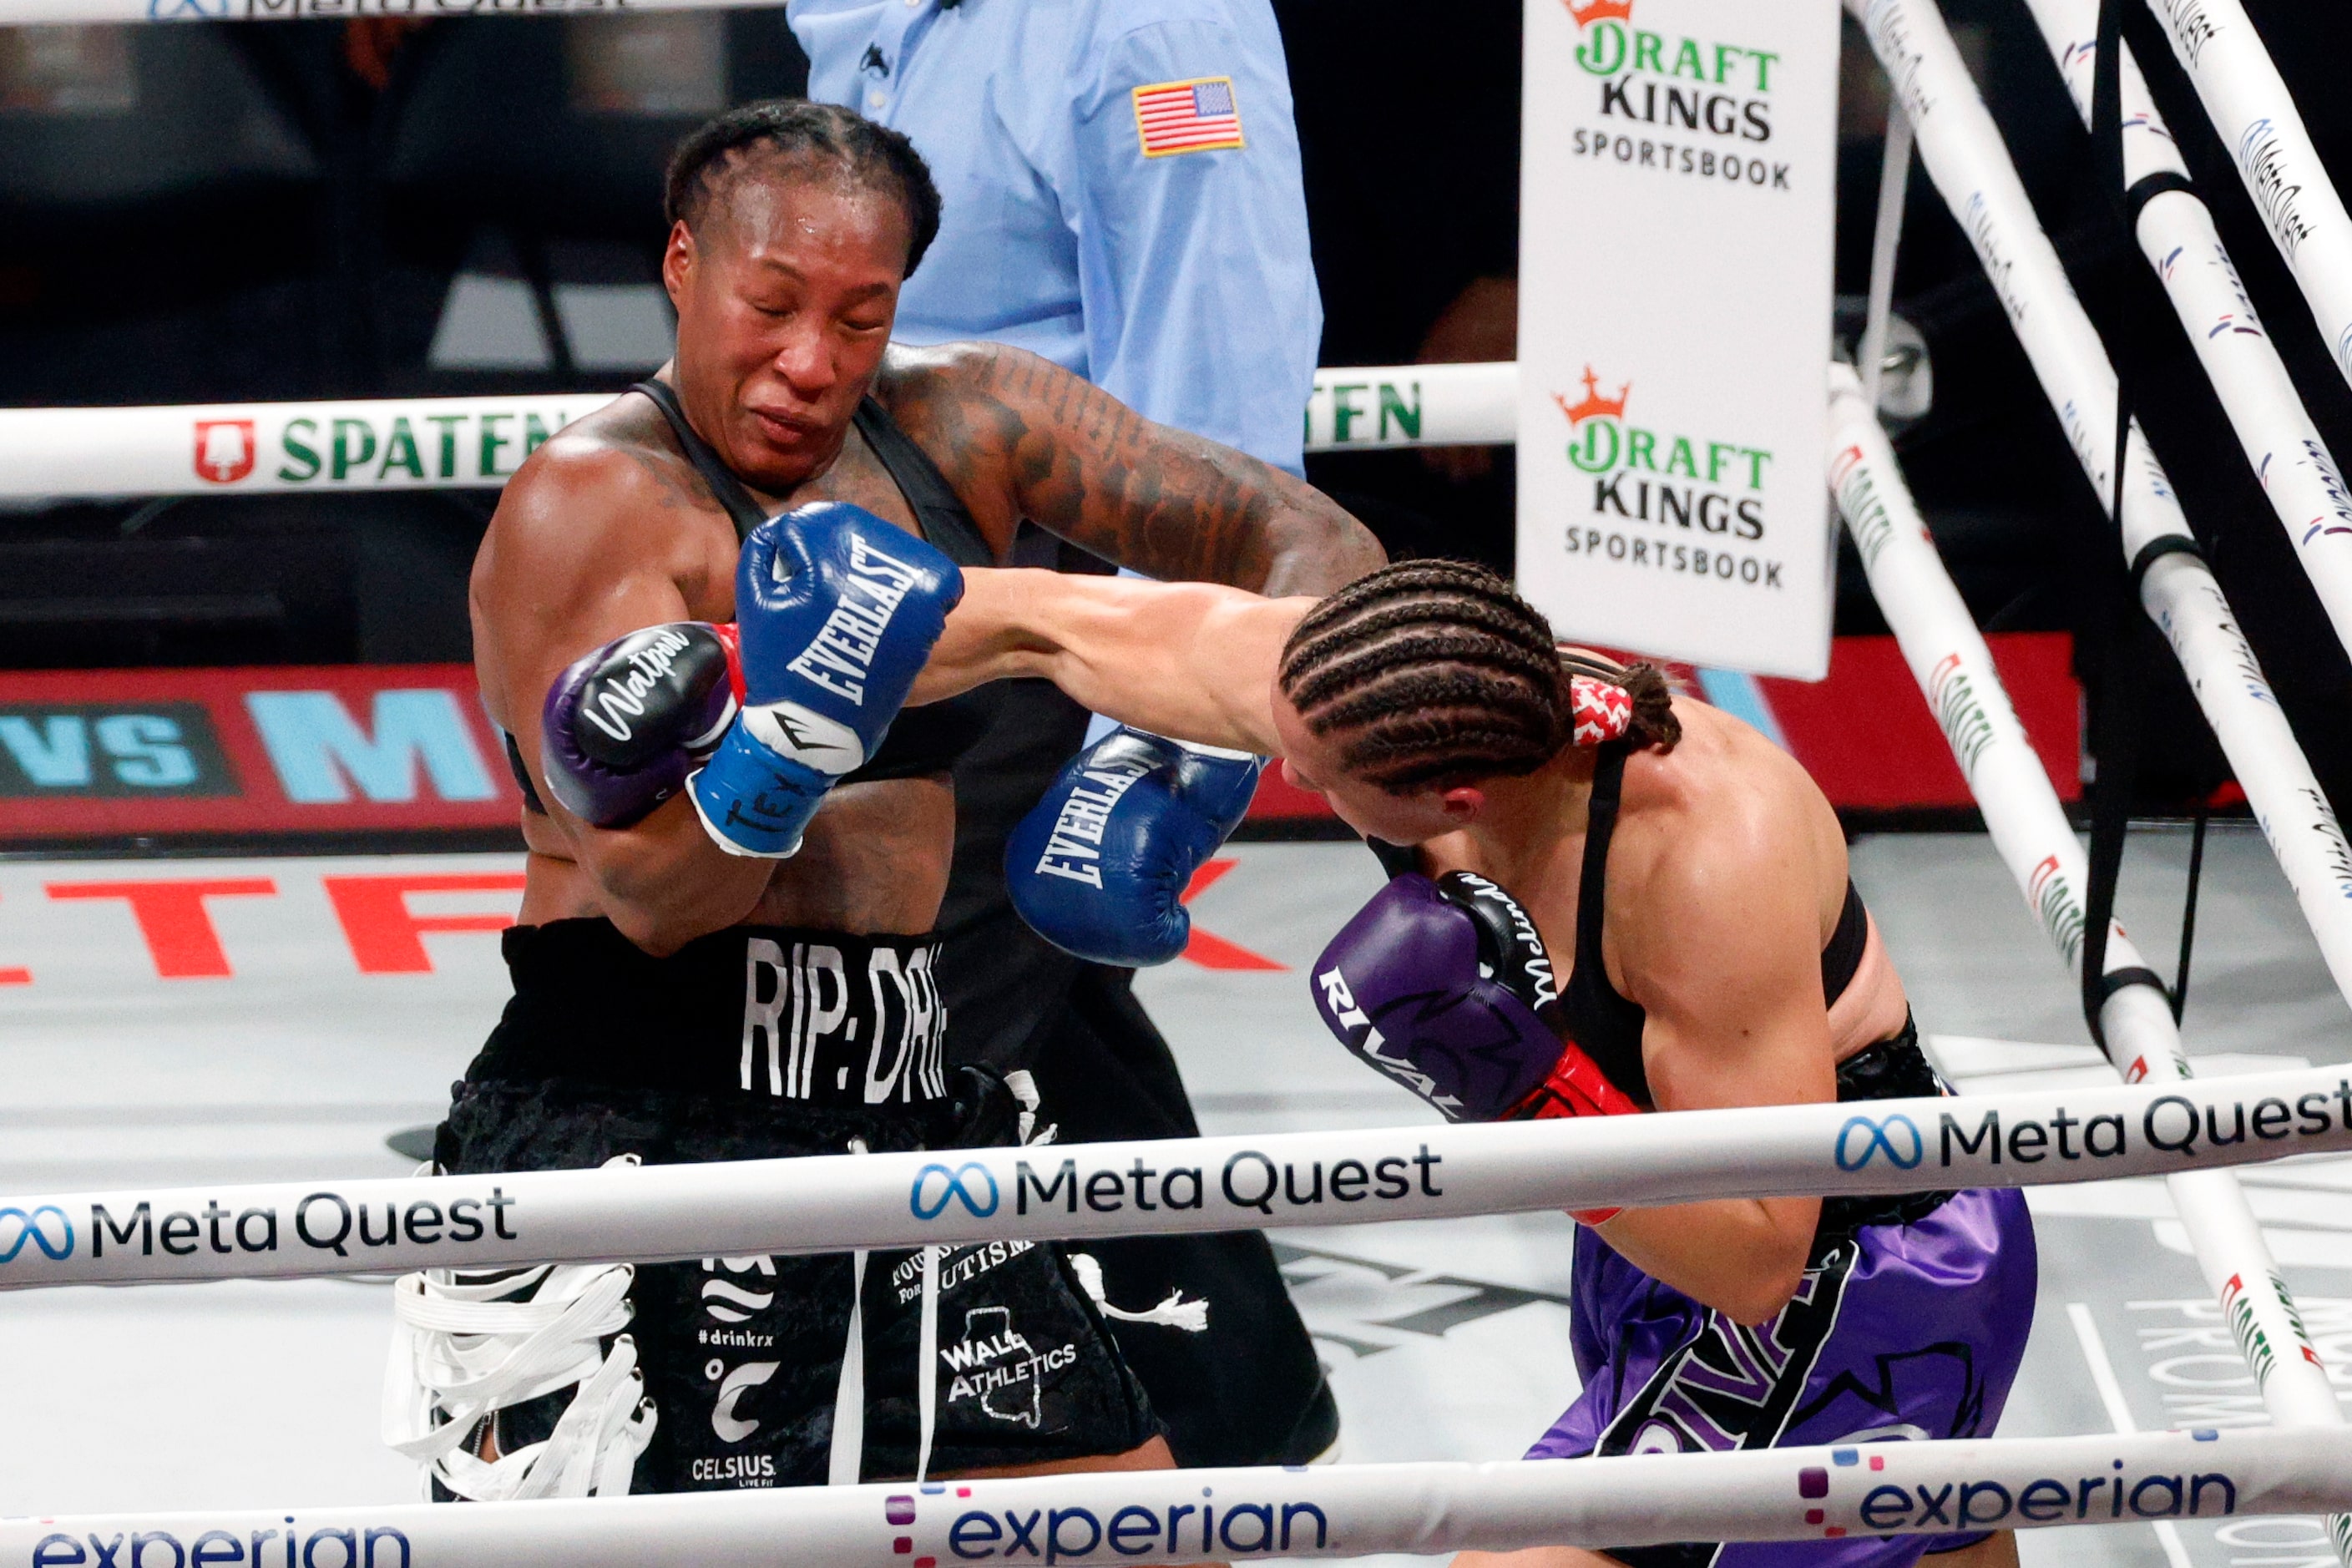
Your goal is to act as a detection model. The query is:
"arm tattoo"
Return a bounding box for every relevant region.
[900,346,1383,594]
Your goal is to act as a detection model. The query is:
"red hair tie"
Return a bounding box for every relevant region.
[1569,675,1634,747]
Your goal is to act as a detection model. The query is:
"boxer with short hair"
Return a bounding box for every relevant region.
[911,558,2034,1567]
[417,97,1378,1504]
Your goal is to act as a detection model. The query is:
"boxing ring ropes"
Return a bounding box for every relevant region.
[6,0,2352,1560]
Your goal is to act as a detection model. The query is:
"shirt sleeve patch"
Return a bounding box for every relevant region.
[1130,76,1247,158]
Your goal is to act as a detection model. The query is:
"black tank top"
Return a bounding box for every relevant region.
[1369,741,1872,1108]
[630,377,1000,787]
[1373,743,1952,1246]
[503,382,1001,812]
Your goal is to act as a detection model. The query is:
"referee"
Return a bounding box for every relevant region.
[791,0,1348,1467]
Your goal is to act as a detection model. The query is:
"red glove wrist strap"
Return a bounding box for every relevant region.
[1508,1039,1641,1229]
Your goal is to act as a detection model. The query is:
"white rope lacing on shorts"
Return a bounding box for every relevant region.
[382,1157,655,1500]
[829,1138,873,1485]
[1065,1251,1209,1333]
[1003,1070,1058,1146]
[833,1071,1065,1486]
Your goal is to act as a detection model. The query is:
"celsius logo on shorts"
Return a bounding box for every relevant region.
[708,1358,781,1444]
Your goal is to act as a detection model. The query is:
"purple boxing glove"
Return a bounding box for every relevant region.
[541,621,742,827]
[1310,871,1575,1121]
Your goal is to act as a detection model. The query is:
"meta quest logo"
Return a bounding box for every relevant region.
[1550,367,1787,591]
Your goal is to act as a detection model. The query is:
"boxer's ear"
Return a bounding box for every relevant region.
[661,220,696,308]
[1438,786,1485,825]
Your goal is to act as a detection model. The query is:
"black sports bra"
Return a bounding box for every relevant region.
[506,381,1000,813]
[1369,744,1954,1246]
[1368,741,1874,1108]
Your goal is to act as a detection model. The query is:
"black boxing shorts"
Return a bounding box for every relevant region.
[425,916,1160,1494]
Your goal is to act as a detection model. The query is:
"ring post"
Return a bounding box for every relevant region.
[1851,0,2352,1023]
[1828,362,2352,1563]
[2137,0,2352,394]
[2018,0,2352,660]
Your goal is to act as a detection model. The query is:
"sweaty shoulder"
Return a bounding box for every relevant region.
[869,339,1050,434]
[476,395,728,609]
[469,393,739,731]
[1610,698,1845,938]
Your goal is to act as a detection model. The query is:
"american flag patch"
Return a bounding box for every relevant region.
[1132,77,1246,158]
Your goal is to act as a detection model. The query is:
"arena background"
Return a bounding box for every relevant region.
[3,6,2352,1567]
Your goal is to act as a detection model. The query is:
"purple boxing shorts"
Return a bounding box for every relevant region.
[1527,1186,2036,1567]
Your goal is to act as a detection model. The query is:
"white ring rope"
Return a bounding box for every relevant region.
[9,1426,2351,1564]
[0,1067,2347,1287]
[2019,0,2352,662]
[1828,362,2352,1565]
[2139,0,2352,392]
[0,364,1517,501]
[1854,0,2352,1019]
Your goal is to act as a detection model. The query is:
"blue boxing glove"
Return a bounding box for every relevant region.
[689,502,964,857]
[1005,727,1263,965]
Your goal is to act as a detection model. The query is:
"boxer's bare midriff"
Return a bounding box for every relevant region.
[517,776,957,937]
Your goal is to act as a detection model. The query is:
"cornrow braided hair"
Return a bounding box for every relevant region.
[665,100,943,275]
[1277,559,1681,796]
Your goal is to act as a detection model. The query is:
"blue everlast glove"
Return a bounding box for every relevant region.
[1005,727,1264,965]
[689,502,964,857]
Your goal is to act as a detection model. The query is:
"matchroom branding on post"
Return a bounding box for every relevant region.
[1518,0,1840,679]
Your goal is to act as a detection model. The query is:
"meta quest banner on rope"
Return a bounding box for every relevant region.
[1519,0,1841,679]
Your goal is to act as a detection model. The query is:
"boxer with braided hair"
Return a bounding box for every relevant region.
[1277,559,1677,791]
[918,557,2035,1568]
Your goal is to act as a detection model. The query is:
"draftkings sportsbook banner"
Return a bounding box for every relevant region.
[1517,0,1843,679]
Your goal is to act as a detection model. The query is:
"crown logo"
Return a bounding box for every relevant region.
[1553,367,1631,426]
[1565,0,1633,25]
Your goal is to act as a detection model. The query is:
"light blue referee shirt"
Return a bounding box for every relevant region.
[791,0,1321,473]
